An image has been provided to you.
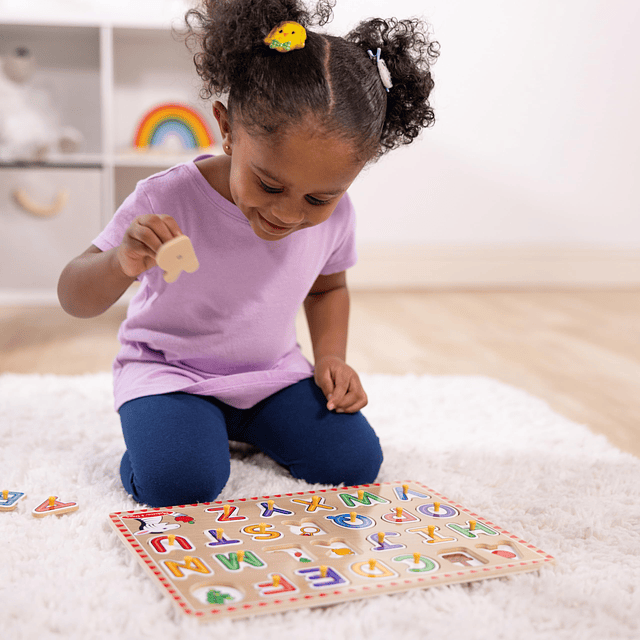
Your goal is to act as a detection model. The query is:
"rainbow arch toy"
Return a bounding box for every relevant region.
[133,103,215,150]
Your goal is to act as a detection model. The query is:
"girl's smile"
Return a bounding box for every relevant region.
[256,211,298,236]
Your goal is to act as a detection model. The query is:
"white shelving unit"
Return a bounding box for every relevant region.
[0,15,221,302]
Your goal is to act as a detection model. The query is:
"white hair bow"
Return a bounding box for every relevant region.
[367,48,393,92]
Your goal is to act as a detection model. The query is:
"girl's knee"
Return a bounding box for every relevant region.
[120,451,229,507]
[291,423,383,486]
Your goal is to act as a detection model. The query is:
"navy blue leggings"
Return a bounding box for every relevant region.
[118,377,383,507]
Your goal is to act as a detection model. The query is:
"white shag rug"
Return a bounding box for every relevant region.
[1,373,639,640]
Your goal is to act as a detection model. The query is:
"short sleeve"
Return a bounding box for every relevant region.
[92,183,154,252]
[319,193,358,275]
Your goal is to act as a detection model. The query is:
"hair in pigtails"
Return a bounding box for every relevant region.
[184,0,334,129]
[184,1,439,163]
[346,18,440,157]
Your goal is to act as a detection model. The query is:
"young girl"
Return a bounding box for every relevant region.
[58,0,438,508]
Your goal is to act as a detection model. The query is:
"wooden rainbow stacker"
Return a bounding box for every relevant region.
[108,481,554,621]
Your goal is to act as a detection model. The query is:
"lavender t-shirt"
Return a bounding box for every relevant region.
[92,156,357,410]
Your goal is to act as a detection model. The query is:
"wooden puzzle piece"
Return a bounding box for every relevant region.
[406,524,456,545]
[393,553,439,574]
[255,573,298,597]
[149,534,195,554]
[156,235,199,283]
[204,528,241,548]
[366,530,405,552]
[163,555,212,579]
[381,506,420,524]
[350,558,398,579]
[0,490,26,511]
[214,550,265,572]
[295,565,349,588]
[326,512,375,530]
[32,496,78,517]
[241,522,283,541]
[204,504,248,522]
[291,495,335,513]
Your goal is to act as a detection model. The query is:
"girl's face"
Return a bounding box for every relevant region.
[219,106,366,241]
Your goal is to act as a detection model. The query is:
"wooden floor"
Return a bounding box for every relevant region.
[1,291,638,458]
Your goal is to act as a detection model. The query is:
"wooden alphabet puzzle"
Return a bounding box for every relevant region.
[108,481,554,621]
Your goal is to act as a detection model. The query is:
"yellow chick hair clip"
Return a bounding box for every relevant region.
[264,21,307,52]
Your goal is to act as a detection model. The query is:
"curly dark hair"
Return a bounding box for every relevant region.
[184,0,439,162]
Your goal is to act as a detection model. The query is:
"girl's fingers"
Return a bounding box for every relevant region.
[331,379,368,414]
[157,214,184,239]
[133,215,183,253]
[315,366,336,403]
[328,368,351,408]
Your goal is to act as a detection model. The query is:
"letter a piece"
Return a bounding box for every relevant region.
[32,496,79,517]
[156,235,199,283]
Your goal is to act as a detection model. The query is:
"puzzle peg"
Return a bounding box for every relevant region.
[470,520,477,531]
[395,507,403,520]
[258,522,267,534]
[48,496,56,508]
[237,550,245,563]
[168,534,175,546]
[434,501,440,513]
[320,565,328,578]
[311,495,321,508]
[350,512,356,523]
[428,525,435,538]
[273,574,280,587]
[368,559,376,572]
[413,552,421,564]
[223,504,231,517]
[2,490,7,500]
[358,490,364,500]
[402,484,409,498]
[216,528,224,541]
[268,500,274,511]
[378,531,385,546]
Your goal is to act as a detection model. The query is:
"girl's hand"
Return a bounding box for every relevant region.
[116,214,183,278]
[314,356,368,414]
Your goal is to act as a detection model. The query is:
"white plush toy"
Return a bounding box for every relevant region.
[0,46,84,162]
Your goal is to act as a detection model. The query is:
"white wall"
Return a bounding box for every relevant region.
[328,0,640,250]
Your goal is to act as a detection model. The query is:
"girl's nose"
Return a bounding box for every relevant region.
[271,202,303,226]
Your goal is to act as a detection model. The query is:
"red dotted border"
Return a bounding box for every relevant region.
[109,480,555,618]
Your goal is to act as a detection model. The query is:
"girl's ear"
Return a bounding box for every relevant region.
[213,101,232,153]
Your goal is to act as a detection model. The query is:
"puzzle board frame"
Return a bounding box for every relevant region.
[108,481,554,621]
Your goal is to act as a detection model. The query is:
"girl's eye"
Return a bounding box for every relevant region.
[306,195,330,206]
[259,179,329,206]
[259,179,283,194]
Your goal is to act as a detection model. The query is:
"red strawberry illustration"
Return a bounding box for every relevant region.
[174,514,195,524]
